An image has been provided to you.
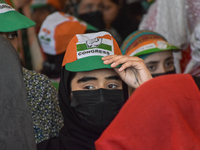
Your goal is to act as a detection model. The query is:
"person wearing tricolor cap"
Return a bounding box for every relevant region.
[121,30,180,78]
[31,0,63,33]
[38,11,98,89]
[0,0,35,49]
[0,0,63,144]
[37,31,152,150]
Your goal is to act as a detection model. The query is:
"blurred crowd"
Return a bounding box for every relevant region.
[4,0,200,77]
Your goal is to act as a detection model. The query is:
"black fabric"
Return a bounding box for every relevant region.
[78,11,105,31]
[71,89,125,130]
[41,53,65,79]
[192,76,200,91]
[0,35,36,150]
[111,3,140,42]
[151,69,176,78]
[37,67,128,150]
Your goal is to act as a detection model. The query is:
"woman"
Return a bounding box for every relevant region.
[102,0,141,46]
[37,31,152,150]
[121,30,180,77]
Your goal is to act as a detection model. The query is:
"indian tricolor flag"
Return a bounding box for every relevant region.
[76,32,114,59]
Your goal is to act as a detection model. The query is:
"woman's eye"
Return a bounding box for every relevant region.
[83,85,94,90]
[7,32,18,39]
[85,4,93,11]
[104,5,111,11]
[165,61,174,68]
[107,84,118,89]
[147,65,157,71]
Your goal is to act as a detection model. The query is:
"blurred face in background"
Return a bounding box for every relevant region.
[102,0,119,28]
[143,51,174,75]
[78,0,104,15]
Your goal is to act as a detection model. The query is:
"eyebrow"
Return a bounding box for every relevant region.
[145,61,159,65]
[105,75,121,80]
[77,75,121,83]
[145,56,173,65]
[165,57,173,61]
[77,77,97,83]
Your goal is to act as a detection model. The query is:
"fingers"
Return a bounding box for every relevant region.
[103,55,152,88]
[118,60,143,72]
[103,55,142,69]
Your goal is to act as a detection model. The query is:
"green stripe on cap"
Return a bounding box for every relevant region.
[0,11,35,32]
[65,55,121,72]
[77,43,112,51]
[31,4,47,9]
[65,56,112,72]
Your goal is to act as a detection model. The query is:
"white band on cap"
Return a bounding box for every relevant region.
[0,4,15,14]
[129,43,156,56]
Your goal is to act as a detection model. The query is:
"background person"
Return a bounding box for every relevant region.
[102,0,144,46]
[121,30,180,77]
[121,30,180,95]
[37,31,152,150]
[31,0,63,33]
[38,11,97,89]
[65,0,105,31]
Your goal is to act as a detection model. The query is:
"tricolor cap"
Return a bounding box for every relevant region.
[121,30,180,56]
[38,12,87,55]
[31,0,62,11]
[0,0,35,32]
[62,31,122,72]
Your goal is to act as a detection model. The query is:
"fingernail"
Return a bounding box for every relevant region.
[102,56,106,60]
[111,62,115,67]
[118,67,123,71]
[104,60,109,64]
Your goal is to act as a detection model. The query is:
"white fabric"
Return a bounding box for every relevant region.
[139,0,189,49]
[39,12,73,55]
[0,4,15,14]
[184,21,200,73]
[76,31,114,59]
[139,0,200,73]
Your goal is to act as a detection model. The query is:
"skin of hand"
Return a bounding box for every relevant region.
[102,55,153,88]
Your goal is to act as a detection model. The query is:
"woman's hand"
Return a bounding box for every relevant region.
[102,55,153,88]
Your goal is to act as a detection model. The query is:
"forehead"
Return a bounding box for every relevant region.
[144,51,173,62]
[73,68,118,79]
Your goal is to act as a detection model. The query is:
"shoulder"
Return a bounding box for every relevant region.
[22,67,58,102]
[22,67,56,90]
